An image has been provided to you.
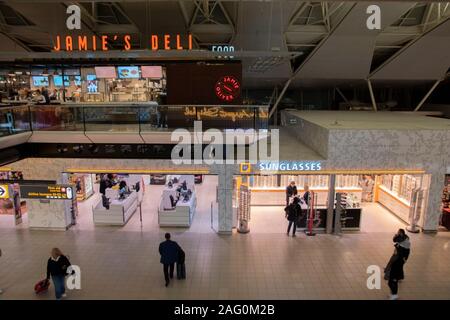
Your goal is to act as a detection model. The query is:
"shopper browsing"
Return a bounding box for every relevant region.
[46,248,72,300]
[285,181,298,206]
[285,197,301,237]
[303,185,311,206]
[159,233,182,287]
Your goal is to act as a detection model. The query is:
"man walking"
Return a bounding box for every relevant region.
[159,233,182,287]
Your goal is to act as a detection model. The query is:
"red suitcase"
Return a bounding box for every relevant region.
[34,279,50,294]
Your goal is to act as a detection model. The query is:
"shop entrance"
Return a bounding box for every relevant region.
[233,171,430,234]
[62,169,218,233]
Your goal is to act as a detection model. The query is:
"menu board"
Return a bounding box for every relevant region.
[141,66,163,79]
[53,75,81,87]
[32,76,49,87]
[95,66,116,78]
[117,66,140,79]
[20,184,74,200]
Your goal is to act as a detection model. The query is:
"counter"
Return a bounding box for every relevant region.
[158,191,197,227]
[296,205,362,231]
[92,191,138,226]
[376,185,411,223]
[250,187,363,206]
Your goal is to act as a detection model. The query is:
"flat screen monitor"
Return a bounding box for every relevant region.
[86,74,98,93]
[53,75,81,87]
[32,76,49,87]
[117,66,140,79]
[95,66,116,78]
[141,66,163,79]
[63,68,80,76]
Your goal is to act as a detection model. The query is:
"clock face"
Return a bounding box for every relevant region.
[215,76,240,101]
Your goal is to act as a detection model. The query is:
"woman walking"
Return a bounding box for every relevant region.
[46,248,71,300]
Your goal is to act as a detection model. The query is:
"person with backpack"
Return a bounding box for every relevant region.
[46,248,71,300]
[285,197,301,237]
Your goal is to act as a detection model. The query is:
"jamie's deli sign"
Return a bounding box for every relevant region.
[53,5,192,51]
[53,34,193,52]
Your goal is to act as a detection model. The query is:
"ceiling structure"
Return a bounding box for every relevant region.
[0,0,449,89]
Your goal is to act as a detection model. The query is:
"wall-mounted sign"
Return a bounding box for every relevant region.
[184,106,252,122]
[0,185,9,199]
[240,163,252,174]
[215,76,241,102]
[20,185,74,200]
[53,34,193,52]
[258,161,322,172]
[210,45,235,59]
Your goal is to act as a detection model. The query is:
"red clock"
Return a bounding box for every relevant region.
[215,76,240,102]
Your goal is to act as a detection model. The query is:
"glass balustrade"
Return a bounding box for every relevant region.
[0,105,31,137]
[0,104,269,137]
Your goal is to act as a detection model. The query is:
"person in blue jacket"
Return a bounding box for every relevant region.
[159,233,182,287]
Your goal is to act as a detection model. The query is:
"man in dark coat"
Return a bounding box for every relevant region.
[386,250,404,300]
[285,181,298,206]
[159,233,182,287]
[285,197,301,236]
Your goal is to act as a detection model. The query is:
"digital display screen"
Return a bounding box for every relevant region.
[117,66,140,79]
[19,184,74,200]
[95,66,116,78]
[86,74,98,93]
[141,66,163,79]
[63,68,80,76]
[53,76,81,87]
[32,76,49,87]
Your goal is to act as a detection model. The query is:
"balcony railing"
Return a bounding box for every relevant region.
[1,103,269,138]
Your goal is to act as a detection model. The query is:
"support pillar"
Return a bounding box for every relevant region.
[326,174,336,234]
[216,164,234,234]
[422,171,445,232]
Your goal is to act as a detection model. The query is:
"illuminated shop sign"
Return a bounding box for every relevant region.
[0,185,9,199]
[215,76,241,101]
[20,185,74,200]
[258,161,322,172]
[53,34,193,52]
[210,45,235,59]
[183,106,266,122]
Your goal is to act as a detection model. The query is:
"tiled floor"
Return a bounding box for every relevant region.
[0,176,449,300]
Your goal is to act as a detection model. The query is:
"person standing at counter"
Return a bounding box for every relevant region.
[285,197,301,237]
[303,185,311,206]
[286,181,298,206]
[159,233,182,287]
[34,89,47,104]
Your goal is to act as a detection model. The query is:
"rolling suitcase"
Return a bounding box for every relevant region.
[34,279,50,294]
[176,263,186,280]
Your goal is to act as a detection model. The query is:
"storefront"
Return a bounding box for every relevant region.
[57,168,214,230]
[233,161,430,234]
[1,60,242,105]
